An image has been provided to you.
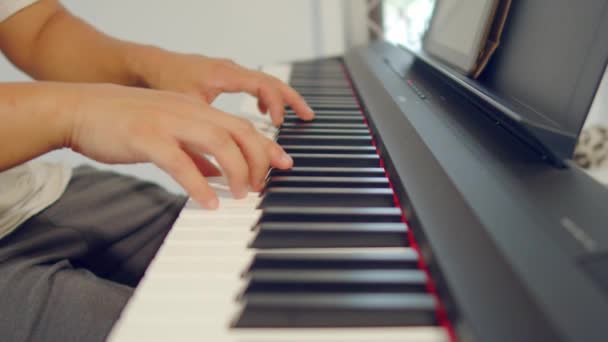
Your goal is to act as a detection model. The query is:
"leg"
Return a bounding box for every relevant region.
[0,258,133,342]
[0,165,187,341]
[38,165,187,287]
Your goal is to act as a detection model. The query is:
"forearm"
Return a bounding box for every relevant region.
[0,82,71,170]
[0,0,158,86]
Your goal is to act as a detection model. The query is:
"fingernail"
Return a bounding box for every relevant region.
[307,104,315,116]
[235,188,249,199]
[281,152,293,166]
[205,197,219,210]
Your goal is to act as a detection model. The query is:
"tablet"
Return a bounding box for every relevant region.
[424,0,499,75]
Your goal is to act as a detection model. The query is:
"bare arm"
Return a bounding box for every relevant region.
[0,82,70,169]
[0,0,314,124]
[0,1,313,208]
[0,0,138,84]
[0,81,294,208]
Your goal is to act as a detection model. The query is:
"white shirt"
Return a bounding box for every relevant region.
[0,162,72,238]
[0,0,72,239]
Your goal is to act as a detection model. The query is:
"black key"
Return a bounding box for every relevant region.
[292,71,344,76]
[265,176,389,188]
[295,99,358,106]
[284,115,363,123]
[296,90,354,97]
[308,104,360,111]
[281,145,376,154]
[290,73,345,79]
[233,293,437,327]
[291,70,344,76]
[240,269,428,296]
[290,81,350,88]
[292,84,348,89]
[269,167,386,178]
[290,154,380,167]
[292,65,343,71]
[286,109,362,116]
[259,207,403,223]
[293,62,342,67]
[285,107,362,116]
[281,122,367,129]
[292,79,347,85]
[298,96,357,103]
[250,222,408,248]
[277,135,372,146]
[293,87,353,95]
[280,128,369,135]
[291,69,344,74]
[259,188,395,208]
[246,249,419,271]
[293,63,342,69]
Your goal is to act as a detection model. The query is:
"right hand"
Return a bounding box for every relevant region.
[56,82,293,209]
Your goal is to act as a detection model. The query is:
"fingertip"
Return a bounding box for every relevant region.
[257,100,268,114]
[281,152,294,168]
[233,187,249,199]
[283,86,315,121]
[271,150,293,169]
[271,105,285,125]
[304,104,315,120]
[271,113,283,127]
[204,196,219,210]
[253,180,266,192]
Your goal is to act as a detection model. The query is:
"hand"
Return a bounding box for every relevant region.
[128,47,315,125]
[56,82,293,209]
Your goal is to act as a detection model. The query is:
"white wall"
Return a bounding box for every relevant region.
[585,68,608,128]
[0,0,357,193]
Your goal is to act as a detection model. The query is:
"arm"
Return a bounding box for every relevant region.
[0,1,311,208]
[0,0,314,124]
[0,82,71,169]
[0,81,294,209]
[0,0,138,84]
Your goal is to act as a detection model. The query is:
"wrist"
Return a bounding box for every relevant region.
[123,44,172,88]
[35,82,80,150]
[0,82,76,168]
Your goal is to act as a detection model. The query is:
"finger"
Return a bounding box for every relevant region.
[265,139,293,170]
[200,109,273,191]
[209,65,311,124]
[176,120,250,199]
[221,69,287,125]
[184,147,222,177]
[259,83,286,126]
[278,82,315,121]
[257,99,268,114]
[144,137,219,209]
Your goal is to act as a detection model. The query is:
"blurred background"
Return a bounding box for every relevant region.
[2,0,606,191]
[1,0,370,193]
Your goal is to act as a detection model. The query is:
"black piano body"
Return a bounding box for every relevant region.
[335,38,608,341]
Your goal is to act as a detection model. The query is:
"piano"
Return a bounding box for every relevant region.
[109,3,608,341]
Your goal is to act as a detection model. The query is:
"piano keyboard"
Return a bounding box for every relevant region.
[108,60,452,342]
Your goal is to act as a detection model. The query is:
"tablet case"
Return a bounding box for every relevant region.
[471,0,512,78]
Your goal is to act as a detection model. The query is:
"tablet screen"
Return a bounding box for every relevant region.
[425,0,497,72]
[431,0,491,55]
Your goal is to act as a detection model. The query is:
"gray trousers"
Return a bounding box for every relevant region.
[0,166,187,342]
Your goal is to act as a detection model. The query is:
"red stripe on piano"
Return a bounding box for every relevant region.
[340,62,459,342]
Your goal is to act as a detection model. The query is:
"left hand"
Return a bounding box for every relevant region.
[129,47,315,126]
